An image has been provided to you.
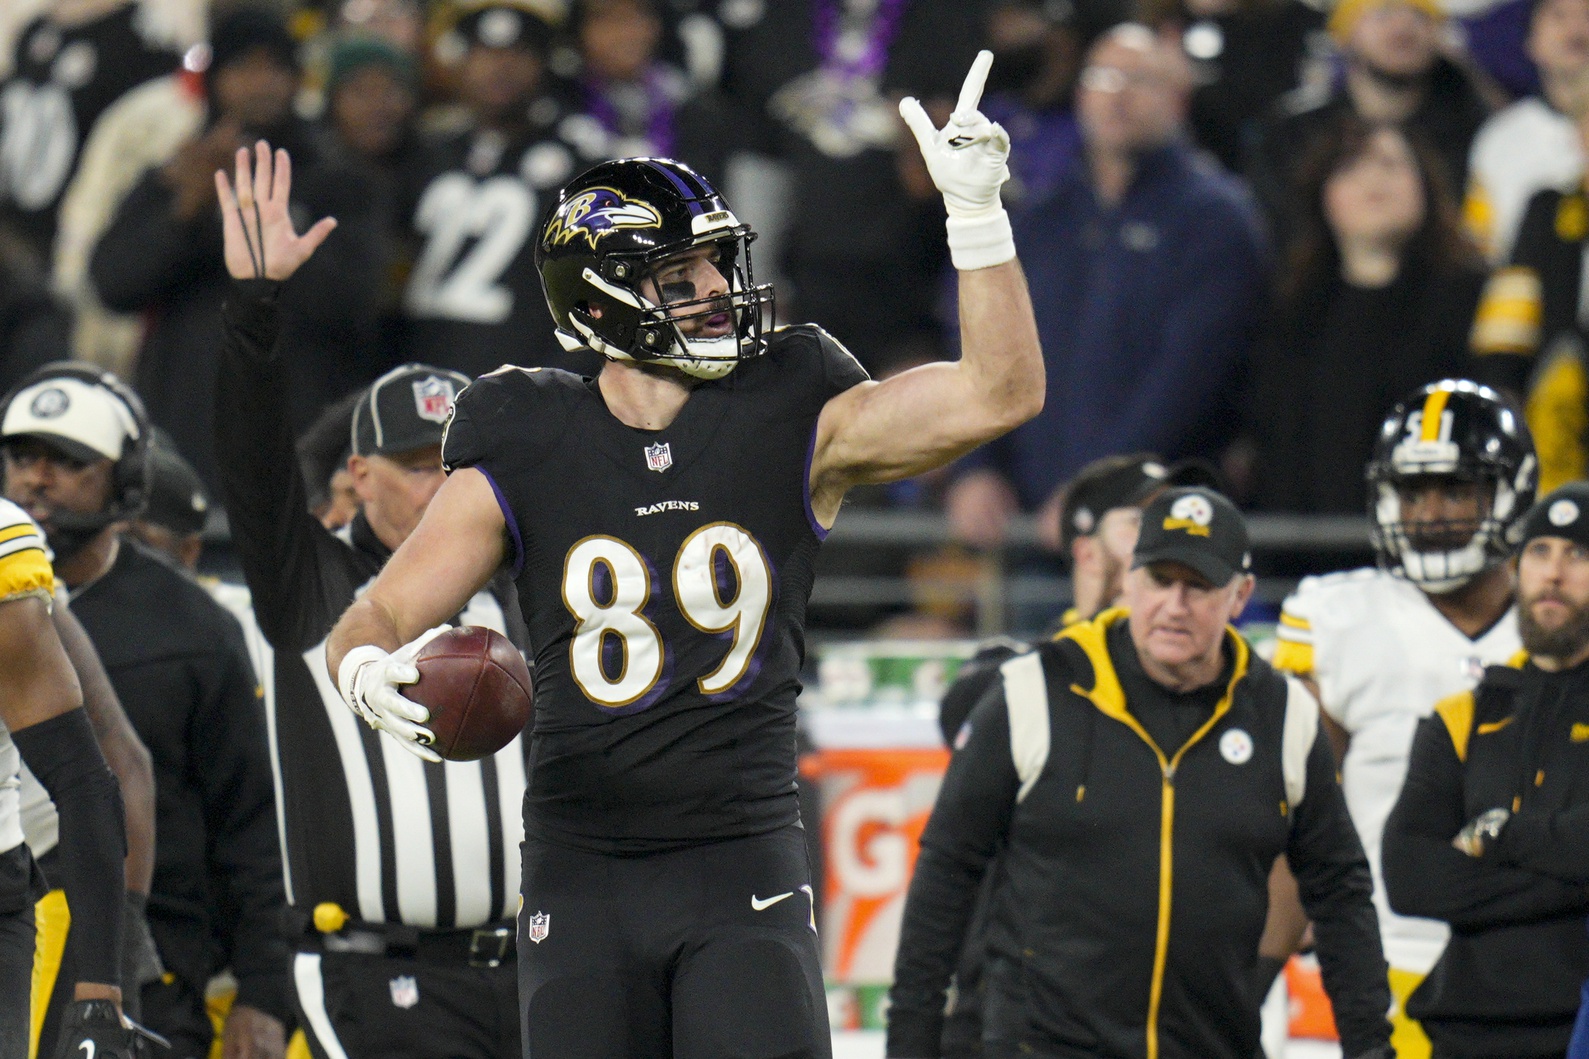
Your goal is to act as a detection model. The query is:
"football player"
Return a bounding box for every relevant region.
[1272,378,1536,1059]
[0,498,143,1059]
[291,48,1036,1057]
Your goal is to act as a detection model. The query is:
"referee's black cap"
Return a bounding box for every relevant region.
[351,364,471,458]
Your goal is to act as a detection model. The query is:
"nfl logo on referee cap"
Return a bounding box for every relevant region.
[529,911,550,943]
[645,441,672,472]
[411,376,456,423]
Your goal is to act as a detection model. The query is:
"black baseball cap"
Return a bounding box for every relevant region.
[1059,453,1223,553]
[142,431,210,536]
[1518,482,1589,552]
[350,364,470,458]
[1132,487,1252,585]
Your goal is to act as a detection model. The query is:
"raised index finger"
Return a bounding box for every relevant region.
[954,50,994,118]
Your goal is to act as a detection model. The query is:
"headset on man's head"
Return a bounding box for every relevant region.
[0,362,153,523]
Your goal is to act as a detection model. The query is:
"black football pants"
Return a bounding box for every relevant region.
[0,903,32,1059]
[292,950,519,1059]
[518,825,831,1059]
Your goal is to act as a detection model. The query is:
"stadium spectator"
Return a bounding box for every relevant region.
[1464,0,1589,263]
[0,364,288,1059]
[1246,0,1491,243]
[393,1,594,379]
[945,24,1266,550]
[319,34,420,176]
[555,0,735,182]
[1469,77,1589,497]
[719,0,985,374]
[90,5,391,488]
[0,222,71,389]
[50,54,204,375]
[217,140,534,1056]
[957,0,1091,211]
[888,486,1393,1059]
[1383,480,1589,1059]
[1145,0,1329,173]
[0,0,181,266]
[1244,118,1486,513]
[1272,380,1534,1058]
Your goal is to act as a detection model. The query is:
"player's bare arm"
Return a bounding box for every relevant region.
[810,51,1044,525]
[0,594,83,734]
[324,469,506,760]
[328,468,506,667]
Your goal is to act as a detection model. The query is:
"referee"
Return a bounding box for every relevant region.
[214,195,530,1055]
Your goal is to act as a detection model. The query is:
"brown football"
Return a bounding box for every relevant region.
[408,627,533,761]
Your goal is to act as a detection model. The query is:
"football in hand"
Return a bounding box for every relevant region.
[408,627,533,761]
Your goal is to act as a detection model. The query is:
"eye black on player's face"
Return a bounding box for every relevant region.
[641,245,734,339]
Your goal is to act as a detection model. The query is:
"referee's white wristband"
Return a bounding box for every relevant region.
[336,644,389,712]
[946,209,1016,272]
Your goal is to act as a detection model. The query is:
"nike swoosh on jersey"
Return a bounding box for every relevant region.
[751,892,794,911]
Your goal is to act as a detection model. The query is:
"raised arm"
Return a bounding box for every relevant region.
[324,468,507,760]
[810,52,1043,525]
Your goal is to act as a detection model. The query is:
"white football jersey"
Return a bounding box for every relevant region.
[1274,567,1521,973]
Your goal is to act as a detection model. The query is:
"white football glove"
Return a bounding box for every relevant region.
[899,50,1015,271]
[335,625,453,763]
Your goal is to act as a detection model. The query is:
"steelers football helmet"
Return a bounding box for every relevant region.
[1367,379,1536,592]
[535,157,774,381]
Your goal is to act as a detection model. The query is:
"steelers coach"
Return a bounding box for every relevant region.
[887,487,1393,1059]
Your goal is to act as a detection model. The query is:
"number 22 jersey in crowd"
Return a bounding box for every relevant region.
[442,325,868,852]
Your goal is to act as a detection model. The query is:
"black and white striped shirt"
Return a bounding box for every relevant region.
[215,285,530,931]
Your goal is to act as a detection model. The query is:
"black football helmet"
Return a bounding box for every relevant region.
[535,157,774,380]
[1367,379,1537,592]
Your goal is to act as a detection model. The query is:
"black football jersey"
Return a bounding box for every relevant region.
[396,122,601,380]
[443,325,868,852]
[0,5,179,259]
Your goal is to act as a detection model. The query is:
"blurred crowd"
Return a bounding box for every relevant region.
[3,0,1588,593]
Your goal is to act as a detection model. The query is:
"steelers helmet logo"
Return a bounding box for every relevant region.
[1550,499,1580,527]
[29,388,69,418]
[1169,493,1214,527]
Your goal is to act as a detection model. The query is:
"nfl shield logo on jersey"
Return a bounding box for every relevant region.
[528,911,551,943]
[389,975,419,1009]
[411,376,456,423]
[645,442,673,472]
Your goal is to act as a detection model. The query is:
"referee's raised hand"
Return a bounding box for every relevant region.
[215,139,337,282]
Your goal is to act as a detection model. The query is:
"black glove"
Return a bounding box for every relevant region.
[51,999,169,1059]
[119,892,165,1016]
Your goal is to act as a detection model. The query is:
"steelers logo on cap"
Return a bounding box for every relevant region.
[1550,499,1580,527]
[1072,505,1096,535]
[30,388,69,418]
[1169,493,1214,526]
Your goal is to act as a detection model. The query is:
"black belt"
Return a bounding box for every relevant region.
[305,921,515,968]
